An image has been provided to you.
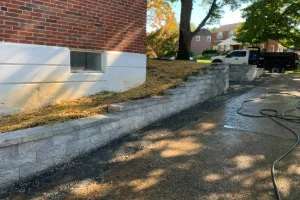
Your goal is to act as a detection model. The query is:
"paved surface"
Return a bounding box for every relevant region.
[2,74,300,200]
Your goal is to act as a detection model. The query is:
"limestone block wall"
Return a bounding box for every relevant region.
[256,68,265,78]
[229,64,264,82]
[0,65,229,189]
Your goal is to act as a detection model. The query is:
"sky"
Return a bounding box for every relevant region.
[170,2,249,29]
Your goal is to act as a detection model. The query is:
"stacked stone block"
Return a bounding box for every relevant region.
[229,64,264,82]
[0,65,229,188]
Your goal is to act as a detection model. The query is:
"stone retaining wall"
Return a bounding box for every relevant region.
[256,68,265,78]
[229,64,264,82]
[0,65,229,188]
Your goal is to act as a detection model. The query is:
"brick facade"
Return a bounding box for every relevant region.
[211,31,231,50]
[0,0,146,54]
[190,29,211,56]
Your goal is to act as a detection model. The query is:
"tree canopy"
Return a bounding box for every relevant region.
[147,0,177,30]
[147,0,179,58]
[146,27,179,58]
[236,0,300,48]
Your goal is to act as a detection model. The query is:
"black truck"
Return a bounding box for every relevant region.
[260,51,299,73]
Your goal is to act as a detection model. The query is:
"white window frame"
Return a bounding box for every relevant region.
[70,50,106,73]
[196,35,201,41]
[270,45,275,52]
[207,36,211,42]
[217,32,223,39]
[228,31,235,37]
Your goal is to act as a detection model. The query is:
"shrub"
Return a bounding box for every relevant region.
[202,49,218,55]
[146,27,179,59]
[194,55,211,60]
[193,54,219,60]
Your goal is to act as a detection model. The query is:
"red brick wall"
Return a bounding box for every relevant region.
[210,32,216,49]
[0,0,146,54]
[266,40,279,52]
[190,35,211,56]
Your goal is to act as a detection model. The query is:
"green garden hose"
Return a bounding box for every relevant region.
[237,92,300,200]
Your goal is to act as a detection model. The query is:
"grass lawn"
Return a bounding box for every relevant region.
[0,59,208,133]
[197,60,211,64]
[286,69,300,74]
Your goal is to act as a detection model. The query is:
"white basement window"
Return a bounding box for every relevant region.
[196,35,201,41]
[71,51,103,72]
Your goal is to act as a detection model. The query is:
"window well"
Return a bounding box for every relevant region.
[71,51,103,72]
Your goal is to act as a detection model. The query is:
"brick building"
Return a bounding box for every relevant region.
[211,23,240,51]
[211,23,285,52]
[0,0,147,116]
[0,0,146,53]
[190,29,211,56]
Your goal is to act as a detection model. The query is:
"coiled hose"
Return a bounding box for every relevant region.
[237,92,300,200]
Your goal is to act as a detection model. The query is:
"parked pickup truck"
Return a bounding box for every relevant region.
[211,50,259,65]
[211,49,299,73]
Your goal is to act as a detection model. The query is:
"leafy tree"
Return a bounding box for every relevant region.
[147,0,179,58]
[170,0,251,60]
[236,0,300,48]
[146,25,179,59]
[209,27,217,32]
[147,0,177,30]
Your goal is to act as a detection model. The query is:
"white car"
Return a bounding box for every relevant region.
[211,50,258,65]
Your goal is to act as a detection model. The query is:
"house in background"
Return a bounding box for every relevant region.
[211,23,285,52]
[257,40,286,52]
[211,23,240,51]
[0,0,147,116]
[190,29,211,56]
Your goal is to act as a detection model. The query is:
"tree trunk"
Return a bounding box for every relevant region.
[176,0,193,60]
